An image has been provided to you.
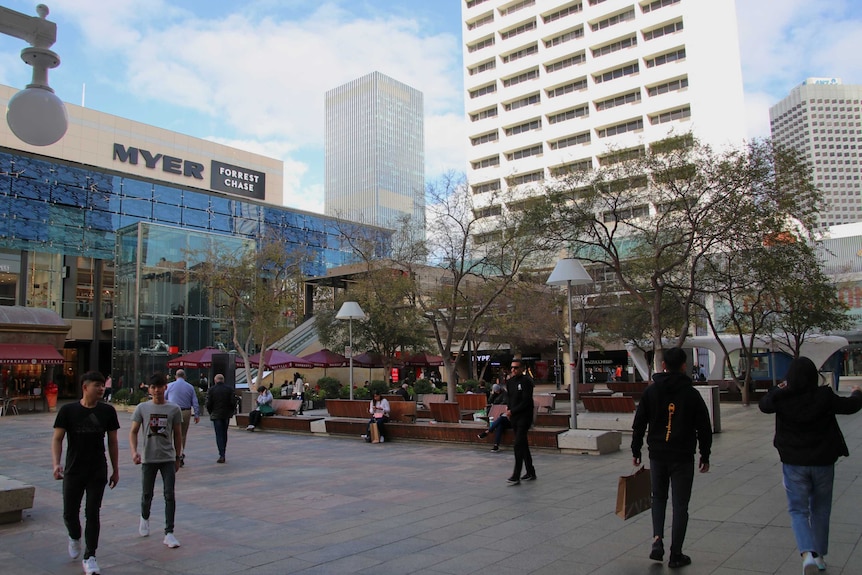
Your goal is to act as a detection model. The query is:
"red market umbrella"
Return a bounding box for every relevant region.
[239,349,313,370]
[301,348,349,368]
[351,352,388,368]
[403,352,445,367]
[166,347,223,369]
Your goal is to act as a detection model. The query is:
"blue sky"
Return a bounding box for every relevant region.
[1,0,861,214]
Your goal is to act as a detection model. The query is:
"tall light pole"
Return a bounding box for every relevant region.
[1,4,68,145]
[547,259,592,429]
[336,301,365,400]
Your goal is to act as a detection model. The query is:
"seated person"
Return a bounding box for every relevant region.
[280,381,291,398]
[478,384,509,452]
[395,383,410,401]
[246,385,274,431]
[362,391,390,443]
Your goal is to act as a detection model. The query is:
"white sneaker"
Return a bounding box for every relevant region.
[68,537,82,559]
[246,424,254,431]
[163,533,181,548]
[379,436,384,443]
[82,556,100,574]
[360,434,368,439]
[803,552,818,575]
[814,555,826,571]
[139,517,149,537]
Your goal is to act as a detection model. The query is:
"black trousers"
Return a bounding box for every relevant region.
[650,458,695,555]
[63,468,107,559]
[511,417,534,477]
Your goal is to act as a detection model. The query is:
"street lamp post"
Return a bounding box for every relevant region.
[547,259,592,429]
[1,4,68,146]
[336,301,365,401]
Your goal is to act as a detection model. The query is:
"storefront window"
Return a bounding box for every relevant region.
[27,252,61,313]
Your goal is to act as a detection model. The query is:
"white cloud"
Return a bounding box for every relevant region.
[425,112,468,178]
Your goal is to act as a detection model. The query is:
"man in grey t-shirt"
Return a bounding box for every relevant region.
[130,373,183,549]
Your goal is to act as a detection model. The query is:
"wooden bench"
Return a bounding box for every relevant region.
[418,393,447,408]
[582,396,637,413]
[388,401,417,423]
[430,402,462,423]
[234,413,323,432]
[0,475,35,524]
[533,393,555,413]
[607,383,649,400]
[325,399,370,419]
[272,399,303,416]
[383,394,405,402]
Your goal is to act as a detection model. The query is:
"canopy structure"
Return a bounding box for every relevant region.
[0,343,64,365]
[351,352,389,368]
[301,348,349,368]
[237,349,313,370]
[166,347,223,369]
[402,352,444,367]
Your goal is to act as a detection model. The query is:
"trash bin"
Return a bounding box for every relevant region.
[694,385,721,433]
[45,383,59,412]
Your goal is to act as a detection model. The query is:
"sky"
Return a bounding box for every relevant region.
[1,0,861,214]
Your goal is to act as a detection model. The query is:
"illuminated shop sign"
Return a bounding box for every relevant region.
[112,144,266,200]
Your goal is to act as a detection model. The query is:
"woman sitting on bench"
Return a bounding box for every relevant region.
[362,391,390,443]
[246,386,274,431]
[478,384,509,452]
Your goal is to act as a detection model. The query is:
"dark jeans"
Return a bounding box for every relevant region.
[63,468,107,559]
[141,461,176,534]
[488,414,511,445]
[650,458,695,555]
[212,418,229,457]
[511,417,534,478]
[248,409,263,427]
[366,416,389,440]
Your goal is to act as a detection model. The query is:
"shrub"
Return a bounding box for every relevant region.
[129,389,148,405]
[112,388,130,404]
[413,378,432,395]
[369,380,388,396]
[317,377,342,399]
[353,386,370,400]
[462,379,481,393]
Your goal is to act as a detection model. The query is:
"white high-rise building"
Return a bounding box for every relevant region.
[462,0,746,201]
[769,78,862,229]
[325,71,425,235]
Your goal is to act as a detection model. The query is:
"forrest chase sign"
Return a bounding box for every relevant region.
[112,143,266,200]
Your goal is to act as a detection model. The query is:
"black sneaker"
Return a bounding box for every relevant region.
[490,445,499,452]
[506,476,520,485]
[478,431,488,439]
[668,554,691,568]
[520,473,537,481]
[650,538,664,561]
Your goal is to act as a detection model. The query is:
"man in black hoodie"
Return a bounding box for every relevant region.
[632,347,712,569]
[759,356,862,574]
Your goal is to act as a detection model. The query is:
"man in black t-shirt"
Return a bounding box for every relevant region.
[52,371,120,575]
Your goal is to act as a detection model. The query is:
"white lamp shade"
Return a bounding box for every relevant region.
[546,258,592,286]
[336,301,366,320]
[6,86,67,146]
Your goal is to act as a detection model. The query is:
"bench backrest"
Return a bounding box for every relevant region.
[582,396,636,413]
[533,393,555,413]
[430,402,461,423]
[383,394,405,402]
[325,399,369,418]
[455,393,487,411]
[388,401,417,423]
[487,404,507,420]
[418,393,447,407]
[272,399,302,416]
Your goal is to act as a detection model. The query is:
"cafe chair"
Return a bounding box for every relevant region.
[1,397,19,416]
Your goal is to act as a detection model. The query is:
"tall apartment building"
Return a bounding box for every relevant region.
[770,78,862,228]
[325,71,425,236]
[462,0,746,202]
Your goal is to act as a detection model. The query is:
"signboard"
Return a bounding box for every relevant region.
[210,161,266,200]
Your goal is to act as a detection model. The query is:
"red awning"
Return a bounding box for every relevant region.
[0,343,64,365]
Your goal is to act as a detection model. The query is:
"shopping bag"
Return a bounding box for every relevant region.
[369,421,380,443]
[616,466,651,520]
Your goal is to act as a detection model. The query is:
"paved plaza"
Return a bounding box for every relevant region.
[2,392,862,575]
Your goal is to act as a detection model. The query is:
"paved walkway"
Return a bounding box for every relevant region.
[1,395,862,575]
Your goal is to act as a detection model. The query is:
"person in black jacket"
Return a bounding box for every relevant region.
[759,356,862,574]
[632,347,712,569]
[204,374,235,463]
[505,361,535,485]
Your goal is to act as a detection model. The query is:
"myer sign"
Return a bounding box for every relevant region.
[112,143,266,200]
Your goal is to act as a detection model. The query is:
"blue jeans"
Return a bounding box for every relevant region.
[141,461,176,534]
[212,418,229,458]
[650,458,695,555]
[487,414,510,445]
[783,463,834,556]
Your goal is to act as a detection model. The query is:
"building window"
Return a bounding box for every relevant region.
[504,93,541,111]
[594,62,639,84]
[468,36,495,53]
[545,52,586,73]
[543,2,583,24]
[506,144,544,161]
[466,0,490,8]
[549,131,591,149]
[505,118,542,136]
[545,27,585,48]
[507,170,545,186]
[501,19,537,41]
[471,131,499,146]
[471,179,502,194]
[469,59,497,76]
[473,204,503,218]
[551,158,593,176]
[649,106,691,125]
[643,19,683,41]
[645,48,686,68]
[547,105,589,124]
[503,68,540,87]
[591,35,637,58]
[471,155,500,169]
[470,106,499,122]
[502,43,539,63]
[467,12,495,30]
[602,204,649,222]
[469,83,497,99]
[647,76,688,96]
[595,90,641,111]
[641,0,680,13]
[547,78,588,98]
[500,0,536,16]
[599,146,646,165]
[597,118,644,138]
[591,8,636,32]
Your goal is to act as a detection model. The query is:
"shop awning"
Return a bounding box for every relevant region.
[0,343,64,365]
